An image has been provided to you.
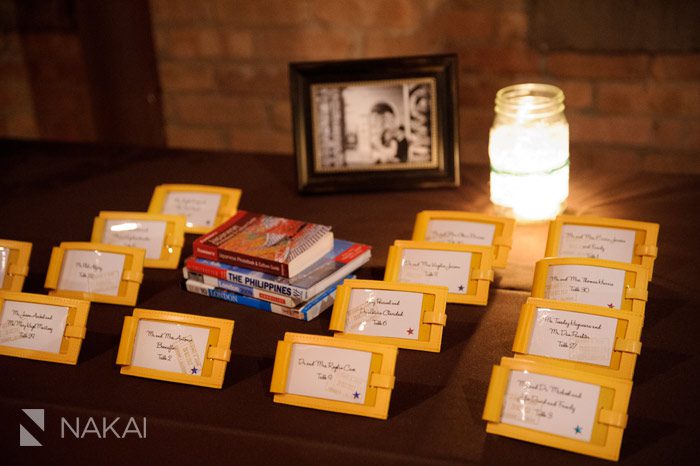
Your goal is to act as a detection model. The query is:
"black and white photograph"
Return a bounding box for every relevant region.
[311,79,437,172]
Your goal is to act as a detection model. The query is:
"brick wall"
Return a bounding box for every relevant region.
[2,0,699,173]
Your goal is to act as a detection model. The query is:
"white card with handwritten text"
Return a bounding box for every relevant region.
[102,219,167,260]
[0,300,68,353]
[162,191,221,229]
[0,246,7,288]
[57,250,125,296]
[286,344,371,404]
[501,370,600,442]
[130,320,210,376]
[558,225,636,262]
[425,220,495,246]
[399,249,471,294]
[345,289,423,340]
[528,307,618,366]
[545,265,626,309]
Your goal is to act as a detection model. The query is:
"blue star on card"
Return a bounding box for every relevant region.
[190,367,198,375]
[574,425,583,434]
[458,285,465,291]
[353,391,360,399]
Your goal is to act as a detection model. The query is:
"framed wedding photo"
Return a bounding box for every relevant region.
[290,54,460,193]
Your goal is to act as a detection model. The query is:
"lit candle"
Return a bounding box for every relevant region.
[489,84,569,221]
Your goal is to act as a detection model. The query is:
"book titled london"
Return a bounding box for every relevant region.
[193,211,333,278]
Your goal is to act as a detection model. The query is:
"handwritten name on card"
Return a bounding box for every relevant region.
[345,289,423,340]
[57,250,125,296]
[399,249,471,294]
[425,220,495,246]
[162,192,221,229]
[501,370,600,442]
[285,344,371,404]
[528,308,618,366]
[0,246,7,288]
[559,225,636,263]
[130,320,210,376]
[545,265,626,309]
[0,300,68,353]
[102,220,167,260]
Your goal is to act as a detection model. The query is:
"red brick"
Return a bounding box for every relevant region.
[458,46,540,74]
[22,33,83,61]
[364,30,442,58]
[649,84,700,117]
[166,124,228,151]
[459,140,489,165]
[568,114,653,146]
[547,53,650,79]
[459,108,492,142]
[215,64,289,97]
[161,28,253,59]
[459,74,515,108]
[150,0,215,24]
[653,120,700,151]
[270,100,292,131]
[495,10,527,45]
[555,81,593,110]
[2,110,39,139]
[172,95,268,126]
[597,83,650,114]
[571,145,644,174]
[254,29,353,61]
[651,54,700,80]
[159,62,216,92]
[217,0,308,25]
[228,128,293,154]
[643,152,700,174]
[431,7,495,43]
[311,0,424,30]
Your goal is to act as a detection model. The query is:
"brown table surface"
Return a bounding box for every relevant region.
[1,139,698,465]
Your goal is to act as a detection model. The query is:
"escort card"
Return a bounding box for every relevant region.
[285,343,371,404]
[425,220,496,246]
[545,264,626,309]
[501,370,601,442]
[527,307,617,366]
[162,191,221,230]
[345,289,423,340]
[398,248,471,294]
[57,250,125,296]
[130,319,210,376]
[0,246,7,288]
[558,225,636,262]
[102,219,167,260]
[0,300,68,353]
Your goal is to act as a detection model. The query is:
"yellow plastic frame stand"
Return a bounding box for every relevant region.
[532,257,648,315]
[546,215,659,279]
[329,279,448,352]
[412,210,514,268]
[483,357,632,461]
[0,239,32,292]
[270,332,398,419]
[116,308,234,389]
[44,242,145,306]
[384,240,494,305]
[0,291,89,365]
[91,211,186,269]
[512,298,643,379]
[147,183,242,234]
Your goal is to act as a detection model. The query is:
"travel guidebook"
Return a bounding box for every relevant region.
[193,211,333,277]
[184,239,371,304]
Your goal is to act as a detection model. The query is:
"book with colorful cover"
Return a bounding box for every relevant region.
[192,210,333,277]
[183,269,297,307]
[184,274,354,321]
[184,239,371,304]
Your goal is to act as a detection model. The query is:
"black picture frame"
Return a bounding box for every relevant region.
[290,54,460,193]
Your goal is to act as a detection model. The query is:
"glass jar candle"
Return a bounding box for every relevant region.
[488,83,569,221]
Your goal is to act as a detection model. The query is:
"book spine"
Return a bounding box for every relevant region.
[184,268,297,307]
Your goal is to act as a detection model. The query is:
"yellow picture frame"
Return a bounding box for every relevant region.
[531,257,648,315]
[546,215,659,279]
[412,210,515,268]
[116,308,234,389]
[270,332,398,419]
[44,242,145,306]
[147,183,242,234]
[329,279,448,352]
[0,291,89,365]
[91,211,186,269]
[483,357,632,461]
[384,240,494,305]
[0,239,32,292]
[512,298,643,379]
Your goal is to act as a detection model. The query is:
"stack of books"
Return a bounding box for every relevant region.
[183,211,371,320]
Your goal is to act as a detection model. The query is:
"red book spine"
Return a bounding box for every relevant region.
[216,249,288,276]
[184,257,227,279]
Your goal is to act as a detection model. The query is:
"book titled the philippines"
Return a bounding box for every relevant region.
[184,275,354,321]
[184,239,371,304]
[193,210,333,278]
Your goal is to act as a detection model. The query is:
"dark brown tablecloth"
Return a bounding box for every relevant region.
[1,140,698,465]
